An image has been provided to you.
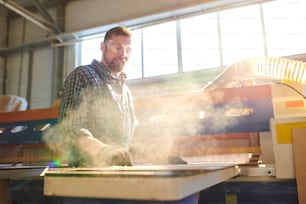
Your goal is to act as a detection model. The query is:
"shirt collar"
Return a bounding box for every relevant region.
[91,59,121,83]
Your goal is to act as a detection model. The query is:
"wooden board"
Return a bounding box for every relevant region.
[292,128,306,204]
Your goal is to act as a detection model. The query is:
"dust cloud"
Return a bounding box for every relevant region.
[42,82,249,166]
[129,89,248,165]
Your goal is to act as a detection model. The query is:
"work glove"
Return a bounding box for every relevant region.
[96,145,133,167]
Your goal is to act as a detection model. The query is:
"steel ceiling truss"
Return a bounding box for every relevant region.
[0,0,61,35]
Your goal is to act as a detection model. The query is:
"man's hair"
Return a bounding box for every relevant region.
[104,26,132,42]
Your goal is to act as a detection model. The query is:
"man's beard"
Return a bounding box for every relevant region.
[103,53,125,73]
[107,60,124,73]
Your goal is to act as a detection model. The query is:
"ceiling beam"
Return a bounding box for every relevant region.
[0,0,56,34]
[33,0,62,34]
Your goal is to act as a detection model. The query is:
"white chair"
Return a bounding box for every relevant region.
[0,95,28,112]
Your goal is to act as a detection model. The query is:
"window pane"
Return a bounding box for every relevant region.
[142,22,178,77]
[219,4,264,65]
[263,0,306,57]
[180,13,221,71]
[81,35,103,65]
[125,30,142,80]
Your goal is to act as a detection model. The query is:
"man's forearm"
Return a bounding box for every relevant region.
[76,128,106,157]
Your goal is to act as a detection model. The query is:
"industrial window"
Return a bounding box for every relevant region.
[219,4,265,66]
[81,0,306,81]
[262,0,306,57]
[81,35,102,65]
[142,21,178,77]
[180,13,221,71]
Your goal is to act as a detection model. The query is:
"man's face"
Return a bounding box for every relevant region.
[101,35,132,74]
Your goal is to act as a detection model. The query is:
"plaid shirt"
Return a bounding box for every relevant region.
[58,59,138,150]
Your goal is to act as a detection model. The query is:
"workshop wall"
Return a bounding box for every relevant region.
[0,8,58,109]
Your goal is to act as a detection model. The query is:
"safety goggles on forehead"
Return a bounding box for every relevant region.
[106,40,132,56]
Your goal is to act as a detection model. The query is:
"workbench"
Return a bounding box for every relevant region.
[43,164,239,203]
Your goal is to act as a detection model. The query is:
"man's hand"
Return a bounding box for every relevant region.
[76,129,132,167]
[96,145,133,167]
